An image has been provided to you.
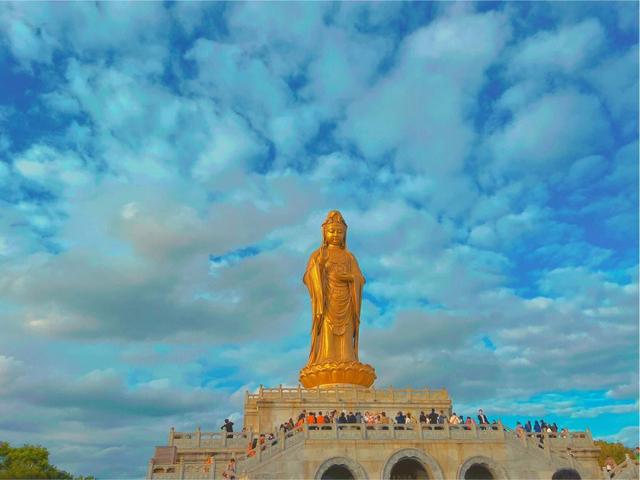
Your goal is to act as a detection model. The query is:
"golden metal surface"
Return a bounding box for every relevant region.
[299,210,376,388]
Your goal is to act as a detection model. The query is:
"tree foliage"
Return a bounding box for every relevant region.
[0,441,93,480]
[594,440,634,467]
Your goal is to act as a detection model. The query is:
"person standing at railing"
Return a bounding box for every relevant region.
[605,457,616,473]
[247,439,257,458]
[477,409,489,425]
[379,412,390,429]
[395,411,406,424]
[438,410,447,424]
[307,412,317,425]
[406,413,416,425]
[419,411,427,423]
[428,408,439,424]
[337,412,347,425]
[465,416,476,430]
[204,455,214,475]
[221,419,234,439]
[449,412,461,424]
[222,458,236,480]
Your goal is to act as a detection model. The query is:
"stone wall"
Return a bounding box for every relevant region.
[244,385,452,433]
[239,424,602,480]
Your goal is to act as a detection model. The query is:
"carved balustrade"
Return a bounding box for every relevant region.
[169,428,250,449]
[245,384,450,403]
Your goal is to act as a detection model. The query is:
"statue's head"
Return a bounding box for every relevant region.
[322,210,347,248]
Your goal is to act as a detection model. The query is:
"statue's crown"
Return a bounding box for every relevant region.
[322,210,347,228]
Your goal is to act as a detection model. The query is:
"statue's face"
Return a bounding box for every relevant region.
[325,224,345,247]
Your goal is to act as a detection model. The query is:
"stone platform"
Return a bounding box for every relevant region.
[146,386,612,480]
[243,385,452,434]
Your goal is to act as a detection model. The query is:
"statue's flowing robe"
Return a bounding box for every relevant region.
[303,246,365,365]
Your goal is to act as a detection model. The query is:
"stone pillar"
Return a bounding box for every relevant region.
[169,427,175,446]
[543,433,551,459]
[146,460,154,480]
[196,426,201,447]
[178,458,185,480]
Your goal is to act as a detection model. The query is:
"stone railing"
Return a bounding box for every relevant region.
[148,463,180,480]
[503,425,596,468]
[169,428,249,449]
[148,460,218,480]
[514,430,595,450]
[246,385,450,403]
[240,429,305,472]
[604,454,639,479]
[238,422,507,473]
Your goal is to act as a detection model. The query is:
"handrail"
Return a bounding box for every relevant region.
[246,385,451,402]
[238,422,510,473]
[608,454,640,479]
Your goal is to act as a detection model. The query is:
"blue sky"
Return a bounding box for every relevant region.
[0,2,637,477]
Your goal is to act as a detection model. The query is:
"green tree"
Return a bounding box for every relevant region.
[594,439,634,467]
[0,441,77,479]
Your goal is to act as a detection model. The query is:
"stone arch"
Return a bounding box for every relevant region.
[382,448,445,480]
[457,456,509,480]
[315,456,368,480]
[551,469,581,480]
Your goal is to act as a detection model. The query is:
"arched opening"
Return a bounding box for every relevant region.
[390,458,429,479]
[464,464,494,480]
[552,469,581,480]
[321,465,354,480]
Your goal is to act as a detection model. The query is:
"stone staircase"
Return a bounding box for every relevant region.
[238,429,306,478]
[501,426,605,479]
[606,455,640,480]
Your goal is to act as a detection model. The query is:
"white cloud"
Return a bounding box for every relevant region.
[14,144,92,188]
[340,10,511,176]
[488,91,612,177]
[586,45,639,139]
[600,426,640,449]
[509,19,605,76]
[0,6,58,67]
[0,355,24,387]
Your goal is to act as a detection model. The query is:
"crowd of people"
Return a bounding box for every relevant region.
[514,419,570,439]
[212,411,590,477]
[274,407,498,431]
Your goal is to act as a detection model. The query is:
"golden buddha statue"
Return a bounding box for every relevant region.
[299,210,376,388]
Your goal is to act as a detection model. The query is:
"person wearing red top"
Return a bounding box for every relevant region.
[317,412,325,424]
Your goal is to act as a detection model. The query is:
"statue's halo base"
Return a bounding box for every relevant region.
[299,360,376,388]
